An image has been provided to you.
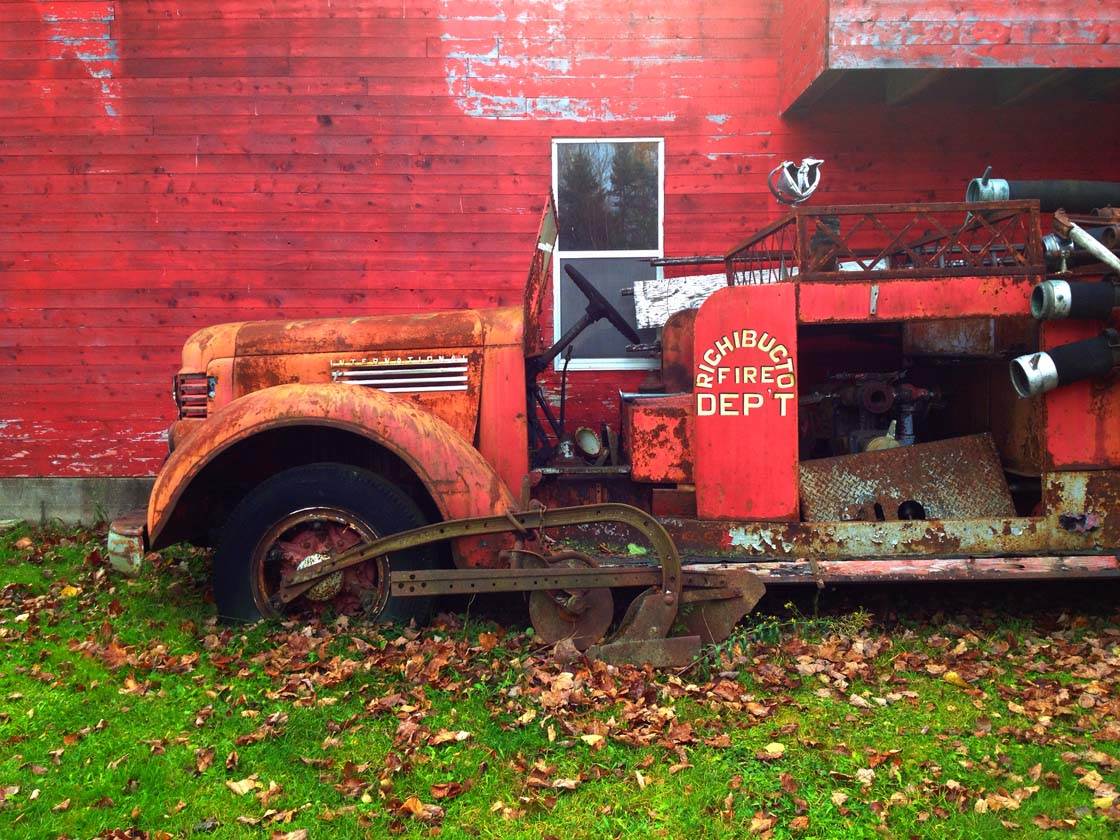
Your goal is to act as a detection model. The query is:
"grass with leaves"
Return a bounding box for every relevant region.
[1,522,1119,839]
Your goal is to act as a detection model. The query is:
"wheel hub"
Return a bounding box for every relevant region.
[253,508,386,618]
[296,552,343,601]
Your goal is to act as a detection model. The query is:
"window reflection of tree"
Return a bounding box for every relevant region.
[558,143,657,251]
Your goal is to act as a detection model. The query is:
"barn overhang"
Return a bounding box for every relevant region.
[780,0,1120,114]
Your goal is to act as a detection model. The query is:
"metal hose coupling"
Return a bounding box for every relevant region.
[1010,329,1120,398]
[1031,279,1120,320]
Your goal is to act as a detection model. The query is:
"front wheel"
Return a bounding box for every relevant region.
[213,463,438,624]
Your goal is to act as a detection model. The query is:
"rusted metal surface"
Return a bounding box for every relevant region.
[390,565,663,596]
[232,349,484,443]
[525,551,615,651]
[277,502,766,662]
[651,488,697,518]
[725,202,1044,286]
[106,510,147,577]
[146,383,519,567]
[902,317,1036,359]
[625,394,693,484]
[1046,470,1120,549]
[798,276,1036,323]
[586,636,702,669]
[283,503,683,607]
[574,470,1120,563]
[678,566,765,644]
[660,308,698,393]
[522,196,558,357]
[724,555,1120,584]
[799,433,1016,522]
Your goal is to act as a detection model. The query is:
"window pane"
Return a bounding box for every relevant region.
[559,258,658,360]
[556,142,659,251]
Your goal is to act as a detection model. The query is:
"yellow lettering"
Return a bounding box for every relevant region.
[776,392,796,416]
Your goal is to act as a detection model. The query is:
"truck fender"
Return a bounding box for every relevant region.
[147,383,518,565]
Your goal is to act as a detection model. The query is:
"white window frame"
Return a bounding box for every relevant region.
[551,137,664,371]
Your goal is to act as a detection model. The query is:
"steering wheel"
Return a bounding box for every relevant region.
[564,264,641,344]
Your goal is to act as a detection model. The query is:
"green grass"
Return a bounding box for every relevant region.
[1,523,1119,839]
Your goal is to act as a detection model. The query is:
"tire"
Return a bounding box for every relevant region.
[213,462,438,625]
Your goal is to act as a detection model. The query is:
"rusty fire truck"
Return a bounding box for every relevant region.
[109,188,1120,666]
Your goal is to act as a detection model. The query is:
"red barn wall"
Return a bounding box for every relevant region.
[1,0,1119,480]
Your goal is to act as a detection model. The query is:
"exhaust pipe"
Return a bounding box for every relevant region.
[1031,279,1120,320]
[1010,329,1120,398]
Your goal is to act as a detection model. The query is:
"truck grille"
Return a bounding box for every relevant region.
[330,356,469,392]
[174,372,211,419]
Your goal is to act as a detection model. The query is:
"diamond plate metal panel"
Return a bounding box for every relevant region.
[799,433,1015,522]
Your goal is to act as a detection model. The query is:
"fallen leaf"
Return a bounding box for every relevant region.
[194,747,215,774]
[943,671,970,689]
[430,782,466,800]
[430,729,471,746]
[225,776,260,796]
[755,742,786,761]
[399,795,444,824]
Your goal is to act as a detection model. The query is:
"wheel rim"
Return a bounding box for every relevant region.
[249,506,388,619]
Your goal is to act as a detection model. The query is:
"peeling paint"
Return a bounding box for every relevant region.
[42,6,120,118]
[438,0,692,122]
[706,114,731,125]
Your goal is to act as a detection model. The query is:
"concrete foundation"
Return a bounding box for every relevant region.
[0,478,154,525]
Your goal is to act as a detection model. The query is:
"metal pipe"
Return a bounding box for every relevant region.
[1031,279,1120,320]
[967,171,1120,214]
[1064,220,1120,274]
[1010,329,1120,398]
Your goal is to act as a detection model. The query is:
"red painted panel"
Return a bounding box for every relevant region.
[1043,316,1120,470]
[693,285,799,521]
[797,276,1036,324]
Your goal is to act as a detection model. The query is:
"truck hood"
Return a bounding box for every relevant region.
[181,306,524,372]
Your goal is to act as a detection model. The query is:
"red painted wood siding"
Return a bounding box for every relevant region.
[1,0,1119,477]
[782,0,1120,111]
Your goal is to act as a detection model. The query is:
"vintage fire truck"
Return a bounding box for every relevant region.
[108,193,1120,666]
